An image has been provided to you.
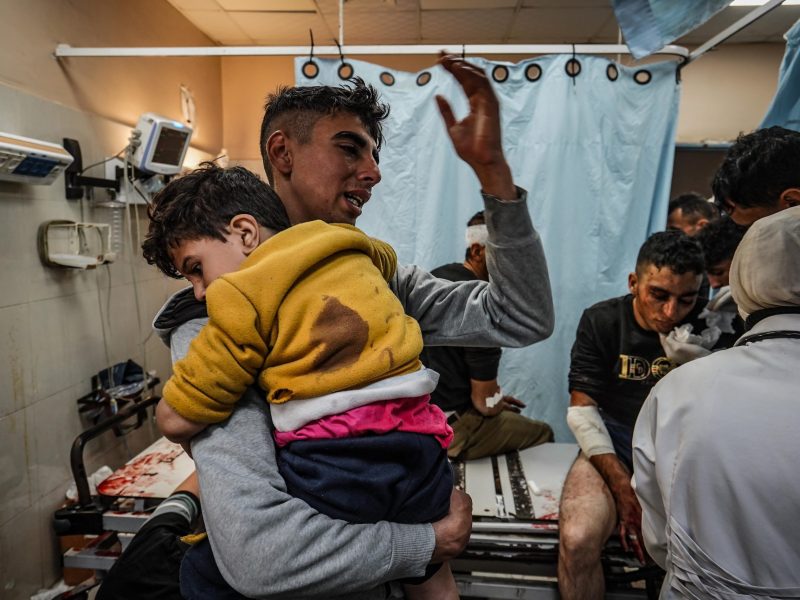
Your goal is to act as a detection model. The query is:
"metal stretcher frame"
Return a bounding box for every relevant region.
[56,428,662,596]
[53,395,194,571]
[450,444,664,599]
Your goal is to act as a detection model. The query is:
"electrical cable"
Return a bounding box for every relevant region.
[122,143,151,404]
[94,262,115,422]
[79,146,127,175]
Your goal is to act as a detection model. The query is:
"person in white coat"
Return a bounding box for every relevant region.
[632,205,800,599]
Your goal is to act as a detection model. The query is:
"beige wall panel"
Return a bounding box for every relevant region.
[0,0,224,152]
[676,43,784,143]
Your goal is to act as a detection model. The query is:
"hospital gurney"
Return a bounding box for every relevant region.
[450,443,664,599]
[53,391,194,572]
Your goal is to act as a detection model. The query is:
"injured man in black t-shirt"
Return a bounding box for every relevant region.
[557,230,732,600]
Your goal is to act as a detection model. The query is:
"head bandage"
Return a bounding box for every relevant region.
[465,224,488,247]
[729,206,800,319]
[567,405,615,457]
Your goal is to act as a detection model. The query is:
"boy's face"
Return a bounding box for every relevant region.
[707,258,733,290]
[170,233,249,301]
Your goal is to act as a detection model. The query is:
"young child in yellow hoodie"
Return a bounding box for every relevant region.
[143,163,456,599]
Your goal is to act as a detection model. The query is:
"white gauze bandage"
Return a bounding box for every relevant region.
[465,224,488,247]
[567,405,615,457]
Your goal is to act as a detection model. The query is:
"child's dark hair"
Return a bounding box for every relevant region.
[695,216,746,269]
[142,163,290,279]
[636,230,704,276]
[260,78,390,185]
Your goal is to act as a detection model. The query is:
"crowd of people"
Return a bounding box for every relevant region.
[96,55,799,600]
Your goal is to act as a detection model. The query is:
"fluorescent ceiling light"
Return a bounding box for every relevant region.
[730,0,800,5]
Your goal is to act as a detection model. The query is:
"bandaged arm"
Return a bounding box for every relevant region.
[567,392,636,512]
[567,398,615,457]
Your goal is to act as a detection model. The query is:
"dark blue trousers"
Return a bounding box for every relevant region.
[181,432,452,597]
[278,431,453,524]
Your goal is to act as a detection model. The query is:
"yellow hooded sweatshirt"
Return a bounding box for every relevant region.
[164,221,423,424]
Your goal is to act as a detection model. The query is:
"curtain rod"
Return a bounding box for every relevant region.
[54,43,688,60]
[686,0,785,65]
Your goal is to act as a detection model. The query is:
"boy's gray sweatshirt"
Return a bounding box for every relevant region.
[154,190,554,599]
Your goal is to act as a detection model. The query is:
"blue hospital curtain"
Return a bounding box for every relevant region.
[296,56,680,440]
[761,18,800,131]
[612,0,733,59]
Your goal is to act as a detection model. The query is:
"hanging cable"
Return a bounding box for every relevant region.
[121,139,151,414]
[572,43,577,86]
[302,29,318,79]
[79,146,127,175]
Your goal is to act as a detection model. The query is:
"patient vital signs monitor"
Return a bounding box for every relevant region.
[131,113,192,175]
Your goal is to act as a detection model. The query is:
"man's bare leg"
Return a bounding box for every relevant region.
[558,453,617,600]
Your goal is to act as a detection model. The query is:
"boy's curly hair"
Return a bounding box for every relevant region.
[142,163,290,278]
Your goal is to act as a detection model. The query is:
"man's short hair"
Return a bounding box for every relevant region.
[635,230,704,276]
[467,210,485,227]
[712,126,800,213]
[695,216,746,270]
[259,78,390,185]
[142,163,290,279]
[668,192,718,223]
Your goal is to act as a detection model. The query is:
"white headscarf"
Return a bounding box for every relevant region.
[729,206,800,319]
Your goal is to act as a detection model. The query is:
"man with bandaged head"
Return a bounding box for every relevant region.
[558,230,727,599]
[420,210,553,460]
[633,206,800,598]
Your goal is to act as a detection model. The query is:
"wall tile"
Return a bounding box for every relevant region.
[27,290,107,403]
[0,503,42,600]
[0,410,32,528]
[0,191,32,309]
[0,304,34,418]
[0,84,22,133]
[28,385,89,501]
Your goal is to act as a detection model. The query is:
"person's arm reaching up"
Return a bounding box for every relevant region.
[435,54,516,200]
[395,56,553,348]
[392,191,553,348]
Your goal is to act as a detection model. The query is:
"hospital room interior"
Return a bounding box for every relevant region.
[2,0,799,598]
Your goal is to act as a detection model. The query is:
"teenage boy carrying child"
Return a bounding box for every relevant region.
[142,162,458,599]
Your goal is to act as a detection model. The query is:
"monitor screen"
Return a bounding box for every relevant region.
[152,127,190,166]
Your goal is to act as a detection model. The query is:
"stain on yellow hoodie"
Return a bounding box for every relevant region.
[164,221,423,424]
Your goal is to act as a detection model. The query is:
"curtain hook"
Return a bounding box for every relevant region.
[462,44,466,61]
[334,39,354,80]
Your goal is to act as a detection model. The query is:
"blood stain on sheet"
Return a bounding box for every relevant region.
[97,448,183,497]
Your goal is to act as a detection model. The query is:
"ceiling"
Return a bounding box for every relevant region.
[165,0,800,49]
